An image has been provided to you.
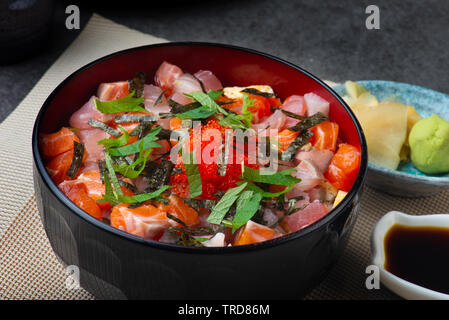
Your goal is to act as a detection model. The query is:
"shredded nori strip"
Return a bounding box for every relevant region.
[98,160,107,183]
[279,130,314,161]
[66,141,85,178]
[114,114,158,123]
[177,232,204,247]
[271,106,306,120]
[129,121,154,138]
[182,198,217,211]
[128,202,144,209]
[128,71,146,98]
[88,118,121,137]
[169,99,234,115]
[158,113,172,119]
[217,100,236,106]
[169,99,201,114]
[168,226,215,236]
[167,223,216,246]
[153,90,166,107]
[186,72,207,94]
[156,128,175,140]
[167,213,188,227]
[118,179,138,194]
[288,112,328,132]
[111,155,134,166]
[240,88,275,98]
[141,160,174,192]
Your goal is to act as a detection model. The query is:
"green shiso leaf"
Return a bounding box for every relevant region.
[207,90,223,100]
[100,150,170,205]
[184,91,229,115]
[241,166,300,186]
[113,140,152,179]
[240,92,254,127]
[239,181,296,198]
[183,150,202,198]
[218,113,247,129]
[96,172,120,206]
[97,125,130,148]
[104,152,124,198]
[118,185,170,204]
[175,106,216,119]
[232,190,263,231]
[108,127,161,156]
[94,91,146,114]
[206,182,248,225]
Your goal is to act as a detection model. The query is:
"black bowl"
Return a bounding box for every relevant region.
[32,42,367,299]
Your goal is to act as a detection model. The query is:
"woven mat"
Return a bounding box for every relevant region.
[1,14,448,300]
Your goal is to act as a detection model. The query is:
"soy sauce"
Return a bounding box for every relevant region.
[384,224,449,295]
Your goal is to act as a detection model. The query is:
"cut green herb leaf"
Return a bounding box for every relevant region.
[232,190,262,231]
[175,106,216,119]
[97,126,130,148]
[183,150,202,198]
[207,183,248,225]
[95,91,146,114]
[108,127,161,156]
[241,165,300,186]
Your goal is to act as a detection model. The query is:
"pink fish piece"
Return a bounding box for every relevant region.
[281,95,306,128]
[304,92,330,117]
[194,70,223,92]
[154,61,183,90]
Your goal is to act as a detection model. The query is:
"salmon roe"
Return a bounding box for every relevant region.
[169,120,246,200]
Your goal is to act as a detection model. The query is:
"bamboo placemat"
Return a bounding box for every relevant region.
[1,13,447,300]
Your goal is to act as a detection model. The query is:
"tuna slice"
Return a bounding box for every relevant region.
[281,95,306,128]
[304,92,330,117]
[78,128,110,162]
[154,61,184,90]
[295,149,333,173]
[69,96,114,130]
[252,110,286,132]
[286,188,310,207]
[291,159,323,192]
[194,70,223,92]
[97,81,129,101]
[173,73,202,95]
[170,92,193,105]
[143,84,171,115]
[283,200,329,232]
[263,208,279,227]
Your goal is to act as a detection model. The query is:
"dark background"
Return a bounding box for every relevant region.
[1,0,448,123]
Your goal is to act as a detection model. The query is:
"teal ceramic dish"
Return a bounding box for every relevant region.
[334,80,449,197]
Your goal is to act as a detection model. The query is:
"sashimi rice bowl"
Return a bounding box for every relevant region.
[32,43,367,298]
[39,60,362,247]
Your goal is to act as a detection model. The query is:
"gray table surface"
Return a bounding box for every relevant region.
[1,0,448,123]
